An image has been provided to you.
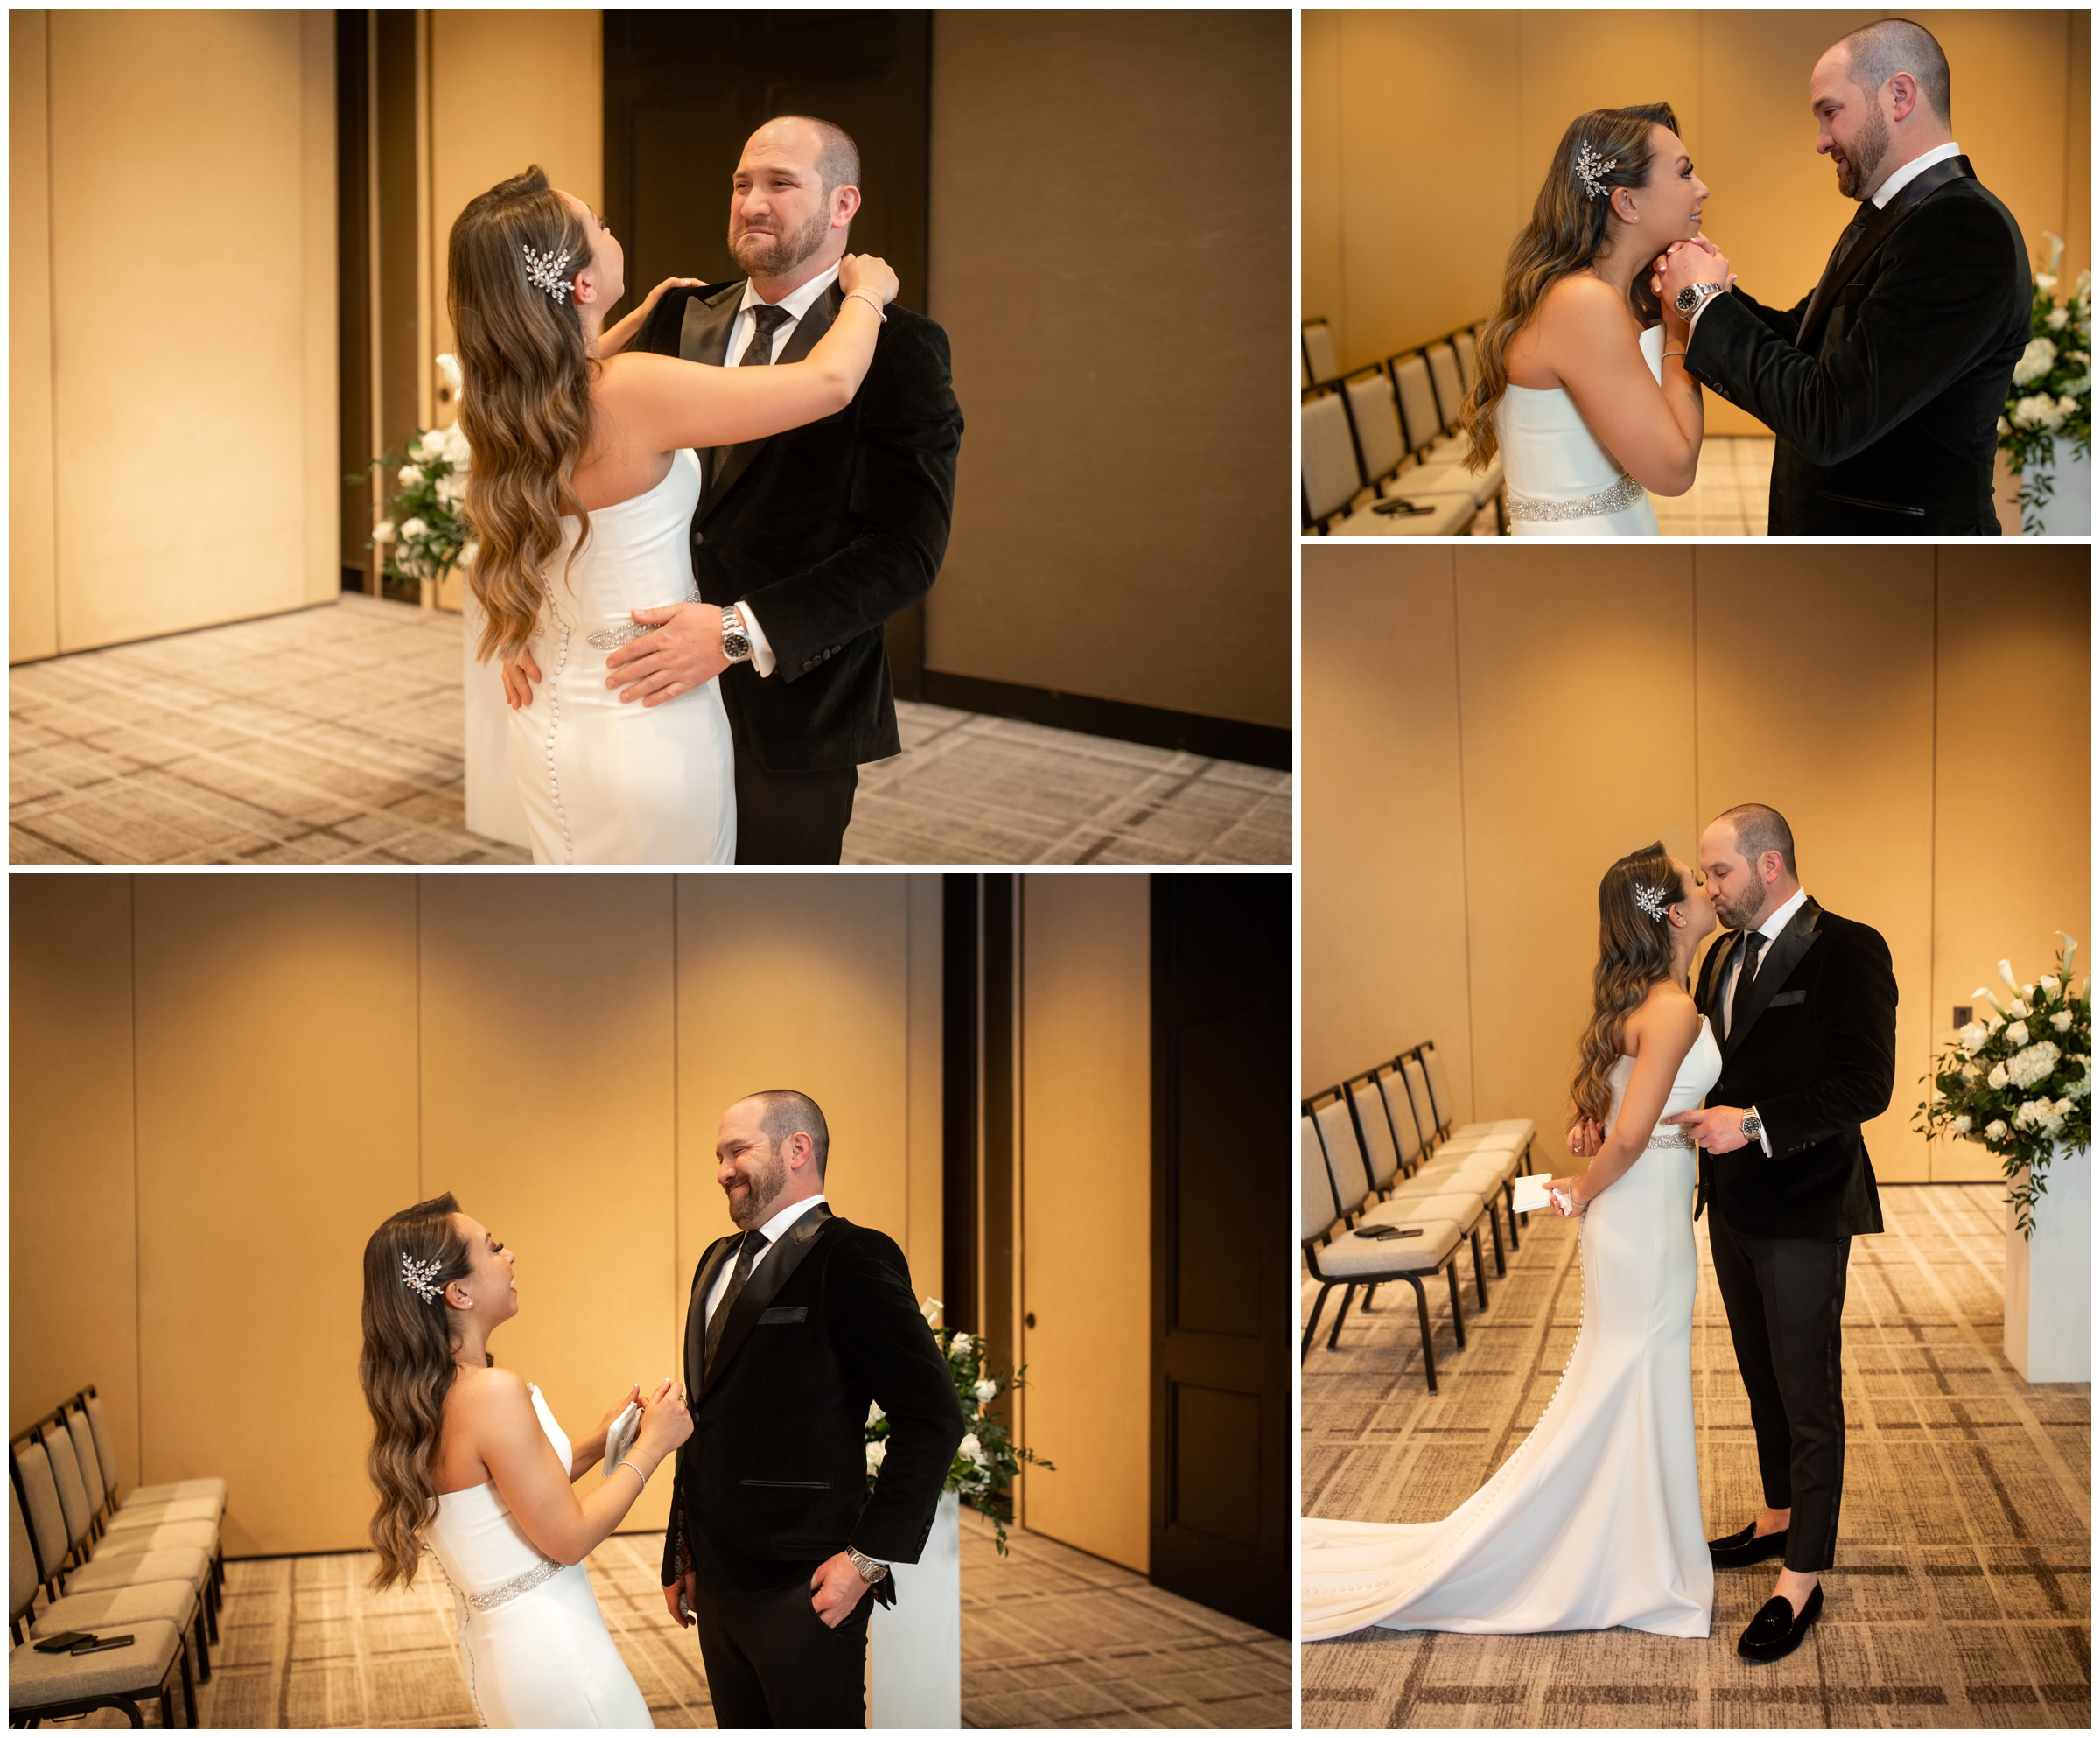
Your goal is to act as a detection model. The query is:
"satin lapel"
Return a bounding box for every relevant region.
[700,1202,835,1401]
[1797,156,1974,348]
[687,1237,736,1393]
[707,284,844,511]
[1721,899,1825,1062]
[1695,931,1737,1022]
[680,286,746,500]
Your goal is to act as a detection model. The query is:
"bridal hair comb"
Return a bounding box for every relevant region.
[1573,140,1618,203]
[1632,882,1670,922]
[401,1251,446,1302]
[520,244,575,304]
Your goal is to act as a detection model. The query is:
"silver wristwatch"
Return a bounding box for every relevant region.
[1673,281,1723,320]
[720,606,752,664]
[845,1545,890,1586]
[1739,1111,1763,1146]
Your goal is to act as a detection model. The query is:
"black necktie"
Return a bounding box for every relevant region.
[1825,202,1874,280]
[1728,930,1768,1040]
[738,303,793,368]
[704,1229,770,1374]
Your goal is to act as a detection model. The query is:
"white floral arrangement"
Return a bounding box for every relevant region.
[1915,935,2091,1237]
[346,354,478,599]
[863,1297,1054,1555]
[1996,233,2091,532]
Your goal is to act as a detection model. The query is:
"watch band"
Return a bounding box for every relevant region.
[845,1545,889,1584]
[720,606,752,663]
[1675,281,1721,319]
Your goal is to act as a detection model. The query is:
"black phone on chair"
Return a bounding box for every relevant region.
[71,1633,136,1655]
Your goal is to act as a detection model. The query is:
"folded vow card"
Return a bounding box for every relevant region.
[603,1401,641,1476]
[1511,1174,1565,1216]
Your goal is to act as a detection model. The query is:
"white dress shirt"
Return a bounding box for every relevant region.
[1718,885,1810,1155]
[713,263,844,682]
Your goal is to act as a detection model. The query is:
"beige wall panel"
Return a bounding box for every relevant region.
[1454,548,1698,1146]
[1929,548,2090,1182]
[1018,875,1151,1572]
[302,11,340,606]
[1515,11,1703,193]
[2065,11,2090,290]
[1326,10,1522,371]
[10,11,59,664]
[46,12,320,650]
[1300,11,1343,345]
[420,874,677,1535]
[1693,547,1935,1181]
[904,877,946,1306]
[133,877,419,1557]
[1299,548,1473,1109]
[429,11,604,386]
[1927,11,2074,282]
[928,11,1289,727]
[9,877,138,1485]
[675,877,926,1312]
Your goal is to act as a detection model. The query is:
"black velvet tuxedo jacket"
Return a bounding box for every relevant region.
[1684,159,2028,535]
[661,1203,964,1598]
[633,281,963,773]
[1692,898,1894,1241]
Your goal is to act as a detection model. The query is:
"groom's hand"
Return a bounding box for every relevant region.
[606,602,730,708]
[662,1568,696,1629]
[1659,239,1732,305]
[1664,1106,1749,1153]
[809,1552,874,1629]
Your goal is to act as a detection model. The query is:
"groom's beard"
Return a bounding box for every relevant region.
[1830,106,1891,200]
[731,205,831,280]
[1713,882,1769,932]
[724,1144,789,1230]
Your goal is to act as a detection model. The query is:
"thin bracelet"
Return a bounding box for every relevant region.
[844,288,889,323]
[616,1459,648,1486]
[1662,349,1687,361]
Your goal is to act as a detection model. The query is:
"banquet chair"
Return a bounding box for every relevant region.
[80,1389,226,1525]
[1318,1095,1491,1309]
[55,1411,220,1603]
[1453,326,1482,393]
[1300,1115,1466,1389]
[1380,1064,1520,1253]
[1397,347,1508,531]
[1422,1041,1536,1157]
[1335,371,1478,535]
[1302,319,1340,386]
[1396,1053,1529,1237]
[1302,390,1368,532]
[1354,1076,1509,1278]
[9,1483,194,1730]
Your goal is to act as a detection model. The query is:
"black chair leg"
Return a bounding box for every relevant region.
[1505,1179,1521,1251]
[1362,1283,1379,1311]
[1486,1200,1507,1276]
[158,1685,172,1728]
[1327,1284,1358,1349]
[1473,1228,1489,1307]
[194,1605,212,1682]
[203,1581,218,1646]
[1410,1273,1438,1394]
[1446,1258,1466,1350]
[1302,1283,1334,1359]
[178,1636,198,1727]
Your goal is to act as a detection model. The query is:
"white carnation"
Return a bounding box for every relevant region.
[397,517,428,541]
[372,519,396,543]
[1959,1020,1992,1054]
[2048,306,2070,331]
[974,1378,996,1404]
[2006,1040,2062,1090]
[2012,336,2058,385]
[948,1332,972,1359]
[2006,1020,2029,1046]
[2012,393,2068,431]
[398,463,424,489]
[444,423,472,466]
[416,427,449,462]
[436,473,467,506]
[1985,1119,2010,1140]
[2052,1010,2073,1031]
[1950,1114,1972,1135]
[957,1433,984,1464]
[1987,1062,2010,1090]
[865,1438,887,1474]
[2061,395,2082,418]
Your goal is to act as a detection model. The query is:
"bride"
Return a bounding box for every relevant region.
[447,165,897,863]
[1462,105,1729,535]
[1303,843,1718,1639]
[360,1193,691,1727]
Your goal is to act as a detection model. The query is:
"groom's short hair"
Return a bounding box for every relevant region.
[750,1089,830,1177]
[1718,803,1797,879]
[776,116,862,199]
[1838,18,1951,127]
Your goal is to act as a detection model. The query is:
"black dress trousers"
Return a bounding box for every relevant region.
[689,1575,874,1728]
[1708,1206,1852,1573]
[732,757,859,865]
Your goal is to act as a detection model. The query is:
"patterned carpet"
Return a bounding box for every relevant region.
[8,594,1289,865]
[1301,1183,2091,1729]
[38,1508,1286,1728]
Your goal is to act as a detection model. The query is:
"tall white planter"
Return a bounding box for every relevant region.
[2029,437,2091,534]
[460,593,530,850]
[2004,1146,2090,1382]
[868,1490,961,1728]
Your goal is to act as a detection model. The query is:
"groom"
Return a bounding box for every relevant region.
[1665,805,1896,1664]
[1662,18,2028,534]
[612,116,964,862]
[661,1090,964,1727]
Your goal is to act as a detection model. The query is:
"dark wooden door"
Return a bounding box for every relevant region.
[1150,874,1290,1636]
[601,9,932,693]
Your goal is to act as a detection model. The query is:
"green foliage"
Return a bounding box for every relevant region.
[1997,234,2093,534]
[1914,936,2091,1238]
[864,1301,1054,1557]
[346,424,474,591]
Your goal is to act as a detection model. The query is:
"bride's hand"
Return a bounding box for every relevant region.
[1542,1175,1588,1217]
[596,1383,641,1445]
[1565,1117,1603,1159]
[501,649,542,710]
[635,1377,692,1459]
[838,253,900,306]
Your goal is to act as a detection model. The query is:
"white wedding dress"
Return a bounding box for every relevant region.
[1495,324,1665,536]
[503,447,736,865]
[1303,1016,1720,1640]
[424,1384,653,1728]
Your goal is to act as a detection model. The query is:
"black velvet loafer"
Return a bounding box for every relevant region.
[1738,1585,1823,1662]
[1709,1523,1789,1567]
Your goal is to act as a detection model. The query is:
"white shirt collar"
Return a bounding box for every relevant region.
[752,1191,826,1245]
[1754,886,1810,943]
[738,262,841,323]
[1872,140,1961,209]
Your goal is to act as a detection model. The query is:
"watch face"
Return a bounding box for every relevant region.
[723,630,751,660]
[1675,285,1701,315]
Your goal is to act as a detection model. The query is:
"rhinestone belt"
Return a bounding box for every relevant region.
[1507,473,1645,522]
[463,1557,564,1611]
[585,588,701,652]
[1644,1128,1696,1151]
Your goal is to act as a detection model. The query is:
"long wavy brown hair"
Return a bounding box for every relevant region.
[360,1192,479,1592]
[449,166,597,664]
[1568,842,1686,1130]
[1464,104,1680,470]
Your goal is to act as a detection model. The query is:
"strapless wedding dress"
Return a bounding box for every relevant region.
[1303,1017,1721,1640]
[424,1384,653,1728]
[505,447,736,865]
[1494,324,1665,536]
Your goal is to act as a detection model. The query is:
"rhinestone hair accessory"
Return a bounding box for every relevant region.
[520,244,574,304]
[401,1251,445,1302]
[1573,140,1618,203]
[1632,881,1670,922]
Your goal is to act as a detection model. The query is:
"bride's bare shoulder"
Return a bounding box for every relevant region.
[1535,273,1634,335]
[1624,982,1701,1055]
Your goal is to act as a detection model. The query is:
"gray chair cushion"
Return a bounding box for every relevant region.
[9,1482,38,1616]
[1379,1073,1429,1171]
[12,1442,70,1580]
[83,1392,122,1497]
[1312,1217,1463,1276]
[1349,1080,1404,1192]
[88,1519,220,1559]
[32,1580,198,1640]
[44,1429,94,1555]
[1328,489,1475,536]
[1303,320,1339,383]
[1343,371,1408,484]
[63,1544,214,1599]
[105,1496,220,1531]
[127,1479,226,1511]
[8,1615,183,1705]
[1313,1098,1373,1217]
[1368,1189,1482,1232]
[1301,1118,1341,1244]
[1303,391,1363,524]
[64,1413,106,1514]
[1426,342,1468,425]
